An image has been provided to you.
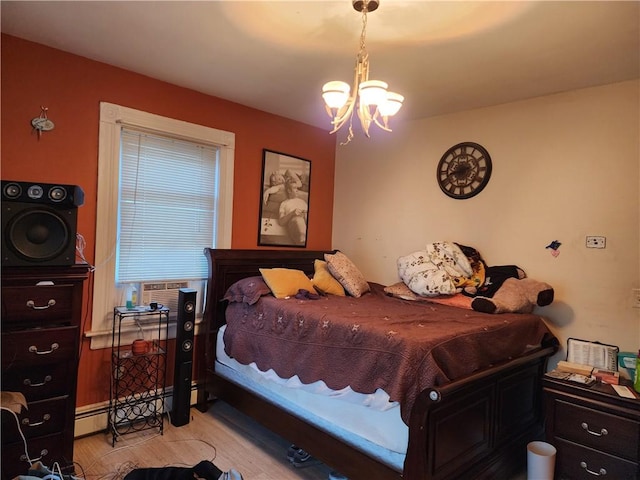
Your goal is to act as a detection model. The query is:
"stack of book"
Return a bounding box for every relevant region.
[545,360,620,385]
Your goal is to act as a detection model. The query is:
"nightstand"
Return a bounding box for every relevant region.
[543,376,640,479]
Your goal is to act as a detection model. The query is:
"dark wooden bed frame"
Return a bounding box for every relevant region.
[196,249,558,480]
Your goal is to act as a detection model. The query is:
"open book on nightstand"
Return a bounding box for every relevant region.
[545,338,621,386]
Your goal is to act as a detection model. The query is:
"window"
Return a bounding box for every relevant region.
[117,128,218,283]
[88,103,234,350]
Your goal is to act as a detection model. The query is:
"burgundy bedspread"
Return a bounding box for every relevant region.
[223,283,553,424]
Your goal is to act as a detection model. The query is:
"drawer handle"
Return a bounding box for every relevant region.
[29,343,59,355]
[580,462,607,476]
[26,298,56,310]
[22,413,51,427]
[23,375,52,387]
[581,422,608,437]
[20,448,48,463]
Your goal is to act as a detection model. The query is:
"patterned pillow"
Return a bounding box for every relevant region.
[384,282,430,301]
[311,259,345,296]
[384,282,472,309]
[223,276,271,305]
[259,268,316,299]
[324,251,370,298]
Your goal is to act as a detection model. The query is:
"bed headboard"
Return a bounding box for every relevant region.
[202,248,334,330]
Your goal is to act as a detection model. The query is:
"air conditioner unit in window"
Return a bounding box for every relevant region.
[141,281,189,316]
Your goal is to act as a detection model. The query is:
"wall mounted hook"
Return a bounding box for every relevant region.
[31,106,55,139]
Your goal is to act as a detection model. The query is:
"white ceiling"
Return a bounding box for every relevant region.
[2,1,639,129]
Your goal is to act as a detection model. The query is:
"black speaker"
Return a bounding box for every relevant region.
[2,180,84,267]
[171,288,196,427]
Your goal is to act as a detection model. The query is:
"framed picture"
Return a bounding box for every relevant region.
[258,149,311,247]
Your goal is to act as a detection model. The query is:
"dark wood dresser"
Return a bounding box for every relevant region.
[1,264,90,480]
[543,376,640,480]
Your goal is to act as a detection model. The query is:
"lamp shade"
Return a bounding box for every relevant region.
[322,81,351,109]
[358,80,388,106]
[378,92,404,116]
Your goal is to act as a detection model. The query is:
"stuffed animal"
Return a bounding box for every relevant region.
[471,277,554,314]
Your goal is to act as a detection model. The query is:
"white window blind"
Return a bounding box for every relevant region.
[117,128,219,283]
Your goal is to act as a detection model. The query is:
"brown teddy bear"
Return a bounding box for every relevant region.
[471,277,554,314]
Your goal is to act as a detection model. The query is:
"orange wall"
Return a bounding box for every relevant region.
[1,34,336,407]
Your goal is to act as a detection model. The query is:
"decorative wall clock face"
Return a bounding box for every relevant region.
[437,142,492,199]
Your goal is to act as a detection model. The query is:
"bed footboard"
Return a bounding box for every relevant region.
[405,344,557,480]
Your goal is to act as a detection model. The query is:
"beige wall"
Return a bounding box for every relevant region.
[332,80,640,371]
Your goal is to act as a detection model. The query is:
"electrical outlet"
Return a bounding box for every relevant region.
[633,288,640,309]
[586,236,606,249]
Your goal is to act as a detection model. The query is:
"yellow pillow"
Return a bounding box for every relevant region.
[311,259,345,296]
[259,268,316,299]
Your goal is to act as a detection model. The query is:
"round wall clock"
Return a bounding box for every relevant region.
[436,142,492,199]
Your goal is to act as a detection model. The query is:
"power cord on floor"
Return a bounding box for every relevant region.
[78,432,160,476]
[77,433,219,479]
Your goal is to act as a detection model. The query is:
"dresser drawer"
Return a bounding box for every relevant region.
[1,284,74,328]
[1,432,71,480]
[555,437,639,480]
[1,362,76,401]
[1,326,78,368]
[1,396,68,444]
[555,399,640,461]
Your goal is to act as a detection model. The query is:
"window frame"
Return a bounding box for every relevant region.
[87,102,235,350]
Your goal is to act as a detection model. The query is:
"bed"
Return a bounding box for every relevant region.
[196,249,558,480]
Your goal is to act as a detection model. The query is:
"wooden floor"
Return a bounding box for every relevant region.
[74,401,332,480]
[74,401,528,480]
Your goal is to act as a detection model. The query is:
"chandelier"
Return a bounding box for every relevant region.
[322,0,404,145]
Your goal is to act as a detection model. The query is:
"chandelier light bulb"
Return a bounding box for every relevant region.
[358,80,388,106]
[322,81,351,109]
[378,92,404,117]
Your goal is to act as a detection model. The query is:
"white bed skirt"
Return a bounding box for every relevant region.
[215,326,408,471]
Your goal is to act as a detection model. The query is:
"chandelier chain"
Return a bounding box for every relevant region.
[359,7,368,57]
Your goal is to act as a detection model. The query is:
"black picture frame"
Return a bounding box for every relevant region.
[258,149,311,247]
